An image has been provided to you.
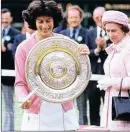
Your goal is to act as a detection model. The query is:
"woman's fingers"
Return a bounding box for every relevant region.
[78,44,90,55]
[19,100,32,109]
[79,49,90,55]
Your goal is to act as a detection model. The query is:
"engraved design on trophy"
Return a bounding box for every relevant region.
[25,36,91,103]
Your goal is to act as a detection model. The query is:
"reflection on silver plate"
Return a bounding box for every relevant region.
[25,36,91,103]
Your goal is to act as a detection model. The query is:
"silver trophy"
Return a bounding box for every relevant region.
[25,36,91,103]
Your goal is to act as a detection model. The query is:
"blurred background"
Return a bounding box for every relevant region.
[2,0,130,31]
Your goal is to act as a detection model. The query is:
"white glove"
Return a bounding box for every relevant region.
[97,77,113,91]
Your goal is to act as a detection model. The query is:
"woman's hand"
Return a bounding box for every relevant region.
[78,44,90,55]
[97,77,113,91]
[18,100,32,109]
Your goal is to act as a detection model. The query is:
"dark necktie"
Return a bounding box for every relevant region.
[72,29,76,39]
[100,29,103,37]
[2,29,5,37]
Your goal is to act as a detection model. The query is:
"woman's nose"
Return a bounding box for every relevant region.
[108,32,113,38]
[42,22,48,28]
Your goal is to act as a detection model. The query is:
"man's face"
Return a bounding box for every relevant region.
[2,12,12,28]
[93,11,104,28]
[67,9,82,28]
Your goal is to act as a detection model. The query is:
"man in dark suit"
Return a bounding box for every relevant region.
[53,17,67,33]
[60,5,89,125]
[13,21,35,56]
[1,8,20,131]
[87,7,111,126]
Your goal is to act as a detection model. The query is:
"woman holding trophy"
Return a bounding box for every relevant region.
[14,0,90,131]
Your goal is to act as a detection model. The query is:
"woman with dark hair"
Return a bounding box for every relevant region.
[97,10,130,131]
[14,0,90,131]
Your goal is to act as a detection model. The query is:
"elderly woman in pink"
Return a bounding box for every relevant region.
[97,10,130,131]
[14,0,90,131]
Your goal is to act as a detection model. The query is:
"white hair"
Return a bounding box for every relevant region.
[93,7,105,17]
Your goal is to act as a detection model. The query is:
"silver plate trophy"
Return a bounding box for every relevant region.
[25,36,91,103]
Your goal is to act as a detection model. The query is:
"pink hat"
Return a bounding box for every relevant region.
[102,10,129,27]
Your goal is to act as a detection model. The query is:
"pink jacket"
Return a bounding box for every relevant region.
[101,34,130,131]
[14,32,73,114]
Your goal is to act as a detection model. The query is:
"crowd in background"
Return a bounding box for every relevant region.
[1,1,130,131]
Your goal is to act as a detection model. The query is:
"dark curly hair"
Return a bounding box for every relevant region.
[118,24,129,33]
[22,0,63,30]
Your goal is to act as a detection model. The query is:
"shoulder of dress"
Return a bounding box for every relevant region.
[105,44,114,54]
[16,36,34,51]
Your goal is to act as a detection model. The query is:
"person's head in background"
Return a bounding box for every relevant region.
[66,3,72,11]
[93,7,105,28]
[22,0,63,40]
[2,8,13,29]
[21,21,35,34]
[55,3,68,31]
[66,5,84,28]
[102,10,129,44]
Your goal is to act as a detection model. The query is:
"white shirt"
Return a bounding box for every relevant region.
[26,32,31,39]
[21,101,79,131]
[97,26,106,39]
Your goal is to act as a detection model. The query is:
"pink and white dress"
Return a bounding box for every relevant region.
[101,34,130,131]
[15,32,79,131]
